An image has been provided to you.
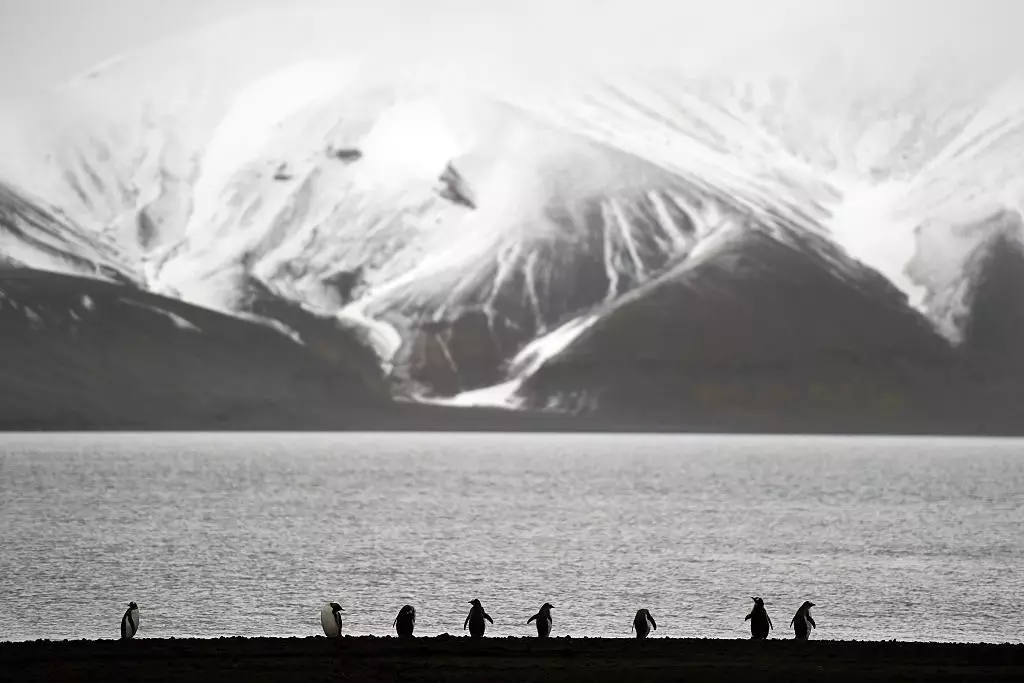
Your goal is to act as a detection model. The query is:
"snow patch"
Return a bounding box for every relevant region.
[336,301,402,371]
[824,178,926,308]
[432,314,600,408]
[422,379,525,409]
[119,298,202,332]
[23,307,43,328]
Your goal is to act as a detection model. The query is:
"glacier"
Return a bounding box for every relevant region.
[3,3,1024,419]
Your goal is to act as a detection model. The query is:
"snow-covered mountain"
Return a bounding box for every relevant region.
[4,5,1024,430]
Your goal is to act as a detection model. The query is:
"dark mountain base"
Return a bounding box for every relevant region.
[3,637,1022,683]
[0,267,388,430]
[521,227,1024,436]
[522,360,1024,435]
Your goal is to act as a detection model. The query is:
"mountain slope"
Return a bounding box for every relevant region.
[0,181,135,282]
[146,83,785,398]
[518,223,1008,433]
[5,8,1024,432]
[0,267,389,429]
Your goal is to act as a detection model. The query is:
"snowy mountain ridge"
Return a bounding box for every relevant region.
[4,8,1024,409]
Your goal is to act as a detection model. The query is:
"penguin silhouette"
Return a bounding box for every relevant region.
[631,608,656,639]
[120,602,139,640]
[394,605,416,638]
[527,603,554,638]
[790,601,816,640]
[464,599,493,638]
[320,602,344,638]
[745,597,773,639]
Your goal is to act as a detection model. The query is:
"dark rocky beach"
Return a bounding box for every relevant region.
[2,636,1022,682]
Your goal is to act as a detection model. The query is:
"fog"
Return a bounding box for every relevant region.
[2,0,1023,95]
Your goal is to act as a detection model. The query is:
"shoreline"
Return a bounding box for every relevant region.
[4,637,1023,682]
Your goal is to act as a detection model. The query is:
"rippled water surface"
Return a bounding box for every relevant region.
[1,433,1022,642]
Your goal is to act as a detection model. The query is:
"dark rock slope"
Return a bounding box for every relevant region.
[0,267,389,429]
[521,222,1024,434]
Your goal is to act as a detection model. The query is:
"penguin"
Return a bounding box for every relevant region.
[464,599,493,638]
[631,608,656,639]
[320,602,344,638]
[394,605,416,638]
[120,601,139,640]
[527,603,554,638]
[745,597,773,639]
[790,601,816,640]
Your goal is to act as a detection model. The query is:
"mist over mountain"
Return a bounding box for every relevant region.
[3,2,1024,432]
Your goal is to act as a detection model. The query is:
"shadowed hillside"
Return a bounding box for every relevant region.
[521,225,1024,434]
[0,268,389,429]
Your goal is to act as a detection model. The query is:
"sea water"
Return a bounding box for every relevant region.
[0,433,1021,642]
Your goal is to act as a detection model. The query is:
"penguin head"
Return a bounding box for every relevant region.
[402,605,415,615]
[802,601,815,610]
[751,597,764,607]
[329,602,344,612]
[469,599,482,607]
[128,601,138,610]
[541,603,554,611]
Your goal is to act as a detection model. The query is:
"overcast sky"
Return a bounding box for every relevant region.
[1,0,1022,96]
[0,0,284,94]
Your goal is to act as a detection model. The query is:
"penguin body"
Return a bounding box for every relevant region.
[631,609,656,639]
[394,605,416,638]
[464,599,493,638]
[527,603,554,638]
[320,602,344,638]
[120,602,139,640]
[745,597,773,639]
[790,601,816,640]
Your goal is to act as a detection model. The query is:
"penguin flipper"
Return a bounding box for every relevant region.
[744,613,752,621]
[768,615,774,630]
[527,615,537,624]
[808,615,816,629]
[484,613,493,624]
[790,615,796,628]
[464,614,470,630]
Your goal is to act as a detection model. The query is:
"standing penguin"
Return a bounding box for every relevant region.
[631,609,657,639]
[790,601,816,640]
[120,602,139,640]
[394,605,416,638]
[320,602,344,638]
[527,603,554,638]
[464,599,493,638]
[745,597,773,639]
